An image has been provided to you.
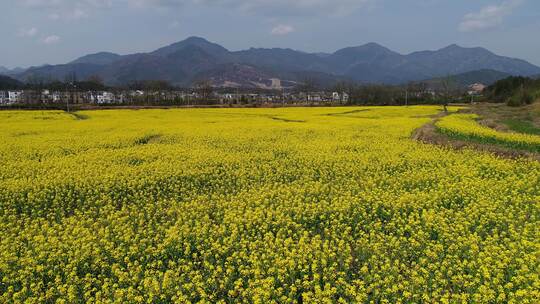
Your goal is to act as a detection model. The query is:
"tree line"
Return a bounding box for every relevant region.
[483,76,540,106]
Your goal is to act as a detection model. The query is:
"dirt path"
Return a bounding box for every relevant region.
[412,110,540,161]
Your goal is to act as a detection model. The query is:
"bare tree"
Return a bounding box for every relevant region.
[194,79,213,104]
[64,72,78,110]
[298,77,318,104]
[26,75,46,104]
[440,75,455,112]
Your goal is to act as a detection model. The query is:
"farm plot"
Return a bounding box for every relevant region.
[0,107,538,303]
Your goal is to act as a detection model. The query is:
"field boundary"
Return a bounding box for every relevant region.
[0,103,475,111]
[412,112,540,161]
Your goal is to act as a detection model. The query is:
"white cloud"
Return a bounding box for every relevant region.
[203,0,374,16]
[48,8,88,20]
[18,27,38,37]
[22,0,100,21]
[271,24,294,36]
[21,0,112,8]
[459,0,523,32]
[169,20,181,29]
[68,8,89,19]
[20,0,374,16]
[42,35,61,44]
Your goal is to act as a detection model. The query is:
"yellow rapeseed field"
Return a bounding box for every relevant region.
[437,113,540,152]
[0,106,538,303]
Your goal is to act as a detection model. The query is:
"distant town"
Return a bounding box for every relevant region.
[0,88,352,107]
[0,79,487,108]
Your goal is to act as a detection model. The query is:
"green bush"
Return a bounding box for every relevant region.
[487,76,540,105]
[507,90,533,107]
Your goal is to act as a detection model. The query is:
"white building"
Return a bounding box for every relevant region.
[95,92,114,104]
[8,91,22,103]
[342,92,350,103]
[114,93,127,104]
[332,92,350,103]
[270,78,282,89]
[0,91,22,104]
[308,94,323,102]
[0,91,7,104]
[52,92,62,103]
[468,83,486,95]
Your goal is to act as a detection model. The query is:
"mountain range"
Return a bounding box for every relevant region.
[4,37,540,88]
[0,75,23,90]
[424,69,512,88]
[0,66,27,76]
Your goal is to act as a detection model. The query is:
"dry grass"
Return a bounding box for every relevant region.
[472,102,540,130]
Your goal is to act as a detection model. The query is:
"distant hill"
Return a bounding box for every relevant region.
[13,37,540,87]
[0,66,28,77]
[424,69,512,88]
[70,52,122,66]
[20,63,103,83]
[0,66,27,76]
[0,75,24,90]
[152,36,232,60]
[405,45,539,78]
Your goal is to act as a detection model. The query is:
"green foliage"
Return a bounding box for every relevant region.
[330,82,447,106]
[503,119,540,136]
[507,90,533,107]
[0,75,23,90]
[486,76,540,106]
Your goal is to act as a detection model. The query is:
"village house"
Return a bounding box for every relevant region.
[91,92,115,104]
[0,91,6,104]
[332,92,350,103]
[307,94,323,102]
[8,91,23,104]
[342,92,350,103]
[114,93,127,104]
[468,83,486,95]
[3,91,23,104]
[219,93,239,104]
[0,91,8,104]
[52,92,63,103]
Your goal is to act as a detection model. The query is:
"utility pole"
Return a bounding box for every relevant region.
[68,82,77,112]
[405,90,408,106]
[66,83,71,113]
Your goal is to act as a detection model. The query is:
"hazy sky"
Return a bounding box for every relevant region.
[2,0,540,68]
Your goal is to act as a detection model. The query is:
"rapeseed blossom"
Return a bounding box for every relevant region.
[0,107,538,303]
[437,113,540,152]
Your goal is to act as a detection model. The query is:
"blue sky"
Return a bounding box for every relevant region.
[2,0,540,68]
